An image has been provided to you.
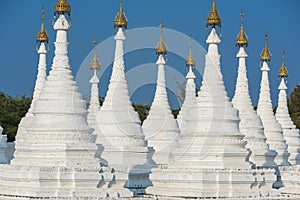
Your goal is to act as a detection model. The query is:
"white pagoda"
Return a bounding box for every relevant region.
[231,13,277,168]
[94,0,155,193]
[275,50,300,165]
[256,33,290,166]
[0,1,116,198]
[176,38,197,131]
[276,51,300,196]
[15,7,49,149]
[147,2,278,198]
[87,40,101,127]
[142,24,180,166]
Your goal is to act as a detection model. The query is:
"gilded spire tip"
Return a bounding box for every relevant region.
[186,36,195,66]
[236,11,248,47]
[260,32,271,62]
[54,0,71,16]
[240,11,244,27]
[206,1,221,29]
[278,49,288,78]
[156,23,167,55]
[37,7,49,43]
[90,40,100,70]
[114,0,128,29]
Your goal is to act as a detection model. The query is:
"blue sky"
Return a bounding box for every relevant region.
[0,0,299,109]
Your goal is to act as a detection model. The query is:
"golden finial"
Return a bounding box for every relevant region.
[156,23,167,55]
[90,40,100,70]
[236,12,248,47]
[37,7,48,43]
[260,32,271,62]
[54,0,71,16]
[278,49,288,78]
[206,0,221,29]
[114,0,128,29]
[186,37,195,66]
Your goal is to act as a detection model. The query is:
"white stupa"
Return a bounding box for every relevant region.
[275,50,300,165]
[142,24,180,165]
[276,51,300,196]
[256,33,290,166]
[26,7,48,117]
[87,40,101,127]
[15,8,49,146]
[0,1,117,198]
[231,13,277,168]
[94,0,154,193]
[176,38,197,131]
[147,2,278,198]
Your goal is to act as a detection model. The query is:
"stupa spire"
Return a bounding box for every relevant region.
[231,13,277,167]
[156,23,167,55]
[114,0,127,30]
[94,1,154,193]
[36,7,48,43]
[87,40,101,126]
[257,34,290,166]
[275,50,300,165]
[90,40,100,70]
[260,32,271,62]
[185,37,195,67]
[235,12,248,47]
[177,37,196,130]
[278,49,288,78]
[206,0,221,29]
[27,7,49,116]
[54,0,71,16]
[142,24,180,165]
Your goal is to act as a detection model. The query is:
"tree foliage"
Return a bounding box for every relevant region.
[133,104,150,124]
[289,85,300,129]
[0,92,31,142]
[133,104,180,123]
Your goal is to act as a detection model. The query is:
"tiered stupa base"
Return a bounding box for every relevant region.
[279,165,300,195]
[99,145,155,193]
[0,165,133,199]
[147,168,280,199]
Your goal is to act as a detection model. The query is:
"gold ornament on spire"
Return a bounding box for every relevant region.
[37,7,49,43]
[206,1,221,29]
[278,49,288,78]
[186,37,195,66]
[90,40,101,70]
[114,0,128,29]
[260,32,271,62]
[54,0,71,16]
[236,12,248,47]
[156,23,167,55]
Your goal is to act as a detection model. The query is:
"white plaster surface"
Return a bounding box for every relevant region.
[257,61,290,166]
[232,46,277,167]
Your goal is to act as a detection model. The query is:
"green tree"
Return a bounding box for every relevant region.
[0,92,31,142]
[172,109,180,119]
[289,85,300,129]
[133,104,150,124]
